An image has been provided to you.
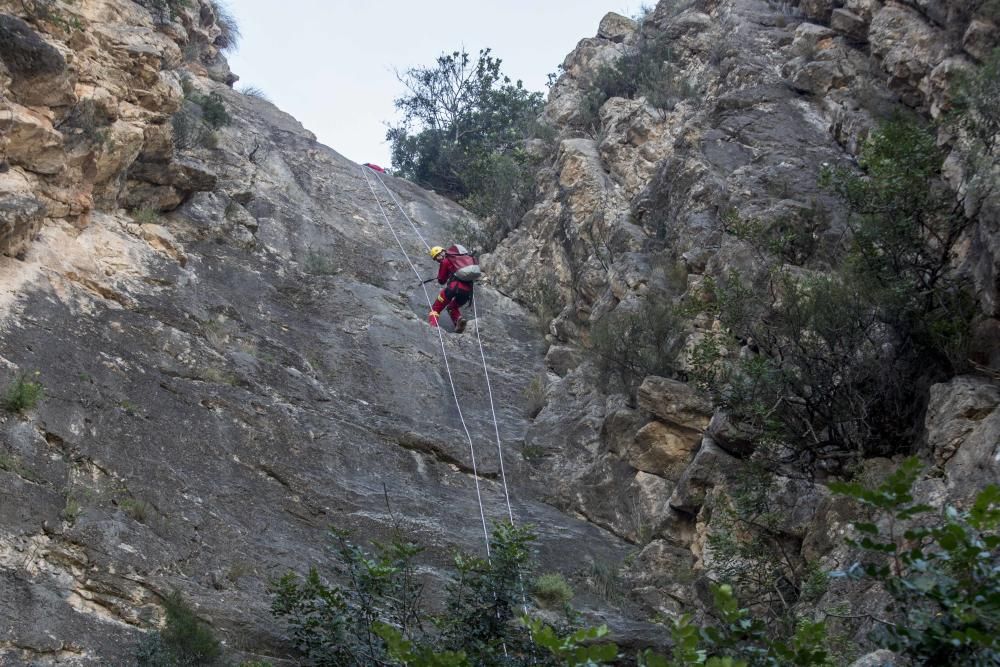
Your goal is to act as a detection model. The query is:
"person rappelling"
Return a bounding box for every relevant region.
[427,244,482,333]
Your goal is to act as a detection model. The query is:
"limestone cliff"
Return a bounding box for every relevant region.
[486,0,999,648]
[0,0,998,664]
[0,2,638,663]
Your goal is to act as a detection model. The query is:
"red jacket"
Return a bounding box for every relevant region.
[437,256,473,291]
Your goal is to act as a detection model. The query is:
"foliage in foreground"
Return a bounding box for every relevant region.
[272,522,550,666]
[830,459,1000,664]
[130,463,998,666]
[367,464,999,667]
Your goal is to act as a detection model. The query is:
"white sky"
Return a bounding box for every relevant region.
[226,1,643,167]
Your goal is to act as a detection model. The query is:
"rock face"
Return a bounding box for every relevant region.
[0,0,218,257]
[487,0,998,651]
[0,0,997,663]
[0,2,639,664]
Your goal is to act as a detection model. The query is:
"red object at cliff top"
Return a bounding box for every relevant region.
[363,163,386,173]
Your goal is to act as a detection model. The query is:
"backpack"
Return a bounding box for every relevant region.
[446,244,483,283]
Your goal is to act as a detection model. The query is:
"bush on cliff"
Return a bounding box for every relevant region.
[136,590,222,666]
[694,117,976,470]
[387,48,546,242]
[578,30,695,132]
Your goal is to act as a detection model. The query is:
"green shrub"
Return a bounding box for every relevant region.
[460,150,538,241]
[132,207,160,225]
[60,98,113,146]
[137,590,222,666]
[272,523,547,666]
[0,453,41,483]
[3,372,44,413]
[61,496,82,524]
[445,216,496,256]
[522,374,547,418]
[302,247,338,275]
[706,466,811,628]
[533,573,573,610]
[172,87,230,151]
[121,498,152,523]
[703,118,977,468]
[199,93,231,129]
[237,85,270,101]
[22,0,83,32]
[577,30,696,131]
[522,278,563,334]
[387,48,545,241]
[171,103,208,150]
[590,297,683,393]
[830,459,1000,664]
[136,0,190,23]
[585,560,625,605]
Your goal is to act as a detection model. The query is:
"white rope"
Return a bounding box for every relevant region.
[360,165,492,558]
[471,293,515,525]
[370,169,432,254]
[365,165,528,627]
[370,169,516,526]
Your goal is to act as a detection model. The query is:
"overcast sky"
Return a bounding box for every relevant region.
[226,1,643,167]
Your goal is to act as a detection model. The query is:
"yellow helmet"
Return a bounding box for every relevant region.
[429,246,445,260]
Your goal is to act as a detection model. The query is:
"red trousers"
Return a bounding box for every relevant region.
[431,282,471,325]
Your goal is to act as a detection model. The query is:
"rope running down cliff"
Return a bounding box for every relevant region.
[359,164,494,556]
[367,167,515,526]
[362,167,529,626]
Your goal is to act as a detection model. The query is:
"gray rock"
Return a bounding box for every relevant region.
[636,376,713,432]
[0,14,65,77]
[831,8,870,42]
[706,410,756,457]
[669,437,739,513]
[926,376,1000,502]
[0,14,75,107]
[545,344,583,376]
[0,193,45,257]
[963,19,999,62]
[800,0,835,22]
[849,649,899,667]
[597,12,637,43]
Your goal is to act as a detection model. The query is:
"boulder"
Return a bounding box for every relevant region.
[669,437,739,513]
[962,19,999,62]
[597,12,637,43]
[925,376,1000,503]
[624,420,701,480]
[636,376,713,431]
[0,102,64,175]
[0,192,45,257]
[124,181,182,211]
[545,345,584,376]
[706,410,755,456]
[831,8,869,42]
[0,14,75,107]
[869,4,948,105]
